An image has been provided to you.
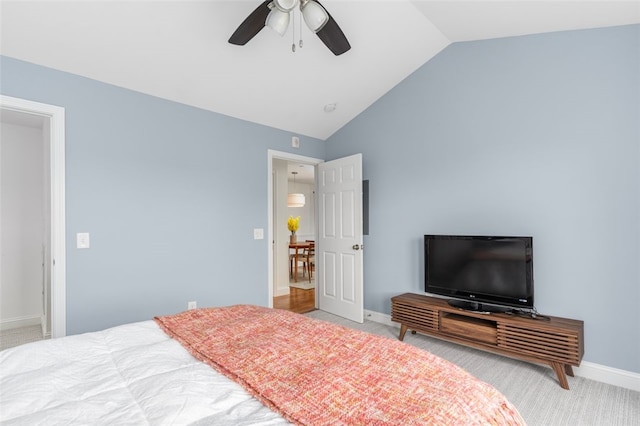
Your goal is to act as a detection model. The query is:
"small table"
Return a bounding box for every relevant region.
[289,241,312,282]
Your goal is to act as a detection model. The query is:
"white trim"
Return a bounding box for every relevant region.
[0,95,66,338]
[364,309,640,392]
[574,362,640,392]
[365,309,396,327]
[41,313,46,336]
[0,315,41,331]
[267,149,322,308]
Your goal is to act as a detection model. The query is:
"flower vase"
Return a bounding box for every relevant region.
[290,233,297,244]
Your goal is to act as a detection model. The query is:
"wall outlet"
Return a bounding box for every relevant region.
[188,301,197,310]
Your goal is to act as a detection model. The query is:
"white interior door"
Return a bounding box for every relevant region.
[317,154,363,323]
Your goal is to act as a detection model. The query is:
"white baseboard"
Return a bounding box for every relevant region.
[363,309,640,392]
[364,309,396,327]
[0,315,41,331]
[574,362,640,392]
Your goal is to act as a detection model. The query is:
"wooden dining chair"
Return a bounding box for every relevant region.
[302,241,315,282]
[290,251,305,279]
[289,243,308,280]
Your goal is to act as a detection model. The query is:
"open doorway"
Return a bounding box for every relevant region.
[275,161,315,313]
[0,110,49,349]
[267,150,321,313]
[0,95,66,346]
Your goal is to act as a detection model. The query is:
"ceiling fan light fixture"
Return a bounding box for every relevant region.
[229,0,350,55]
[301,0,328,33]
[273,0,298,12]
[266,8,290,36]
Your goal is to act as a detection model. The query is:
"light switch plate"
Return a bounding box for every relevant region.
[253,228,264,240]
[77,232,90,249]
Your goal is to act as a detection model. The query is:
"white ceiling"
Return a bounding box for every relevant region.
[1,1,638,140]
[287,162,315,184]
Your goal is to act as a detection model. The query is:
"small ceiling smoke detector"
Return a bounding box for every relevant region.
[323,103,337,113]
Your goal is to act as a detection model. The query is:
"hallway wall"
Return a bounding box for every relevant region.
[0,121,44,329]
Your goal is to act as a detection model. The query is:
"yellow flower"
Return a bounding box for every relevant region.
[287,216,300,232]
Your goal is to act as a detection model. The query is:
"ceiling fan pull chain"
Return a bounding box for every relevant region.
[291,8,296,52]
[298,8,303,49]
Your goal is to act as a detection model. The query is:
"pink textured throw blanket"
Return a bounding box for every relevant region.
[155,305,525,425]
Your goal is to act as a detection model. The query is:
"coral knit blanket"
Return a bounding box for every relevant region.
[154,305,525,426]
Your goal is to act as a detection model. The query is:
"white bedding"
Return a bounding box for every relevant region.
[0,320,290,425]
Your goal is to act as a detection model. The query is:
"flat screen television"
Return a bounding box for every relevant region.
[424,235,534,312]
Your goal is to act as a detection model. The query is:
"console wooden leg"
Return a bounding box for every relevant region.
[399,324,408,341]
[551,362,570,390]
[564,364,574,377]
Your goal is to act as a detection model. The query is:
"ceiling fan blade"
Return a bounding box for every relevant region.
[314,1,350,56]
[229,0,271,46]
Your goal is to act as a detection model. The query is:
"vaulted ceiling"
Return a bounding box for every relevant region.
[1,1,638,140]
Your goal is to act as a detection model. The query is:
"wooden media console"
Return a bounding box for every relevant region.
[391,293,584,389]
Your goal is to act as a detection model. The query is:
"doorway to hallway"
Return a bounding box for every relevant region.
[0,95,66,339]
[267,150,321,313]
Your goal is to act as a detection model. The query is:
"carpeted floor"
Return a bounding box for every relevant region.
[0,325,48,351]
[305,310,640,426]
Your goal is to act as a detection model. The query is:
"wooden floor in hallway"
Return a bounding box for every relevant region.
[273,287,315,314]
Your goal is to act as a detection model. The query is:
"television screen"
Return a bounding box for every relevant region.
[424,235,534,311]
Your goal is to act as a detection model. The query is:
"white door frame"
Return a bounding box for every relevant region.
[267,149,322,307]
[1,95,66,338]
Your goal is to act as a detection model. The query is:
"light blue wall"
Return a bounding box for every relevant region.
[326,25,640,373]
[3,24,639,374]
[1,56,325,335]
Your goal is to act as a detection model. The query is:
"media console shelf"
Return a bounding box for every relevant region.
[391,293,584,390]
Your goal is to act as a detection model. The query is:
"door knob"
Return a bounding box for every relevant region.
[352,244,363,250]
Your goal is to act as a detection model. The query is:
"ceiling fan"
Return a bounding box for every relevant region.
[228,0,351,56]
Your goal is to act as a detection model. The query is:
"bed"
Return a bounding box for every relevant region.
[1,305,526,425]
